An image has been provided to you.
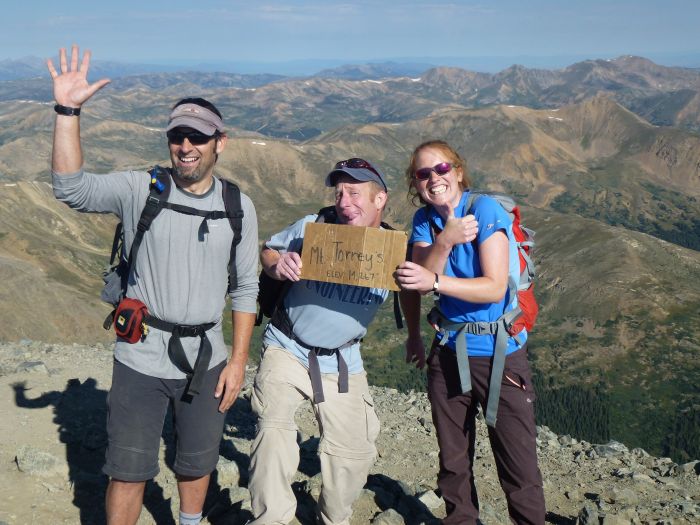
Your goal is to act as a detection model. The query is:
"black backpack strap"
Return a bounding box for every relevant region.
[378,220,404,329]
[221,179,244,293]
[317,205,337,223]
[123,166,171,293]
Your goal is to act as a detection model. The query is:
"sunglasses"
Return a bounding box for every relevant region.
[167,128,218,146]
[334,158,387,190]
[335,158,382,177]
[414,162,455,181]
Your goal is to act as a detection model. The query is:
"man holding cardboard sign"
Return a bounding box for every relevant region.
[248,158,419,525]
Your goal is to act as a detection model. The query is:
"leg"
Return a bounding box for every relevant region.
[248,346,309,525]
[177,474,210,521]
[315,370,380,525]
[106,480,146,525]
[103,360,170,524]
[172,361,228,515]
[486,347,545,525]
[428,346,480,525]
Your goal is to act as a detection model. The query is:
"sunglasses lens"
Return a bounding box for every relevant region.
[435,162,452,175]
[414,168,432,180]
[415,163,452,180]
[167,129,214,145]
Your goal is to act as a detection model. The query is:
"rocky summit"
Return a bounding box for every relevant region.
[0,340,698,525]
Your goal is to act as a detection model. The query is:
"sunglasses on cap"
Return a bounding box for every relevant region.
[167,127,218,146]
[414,162,455,181]
[334,158,382,179]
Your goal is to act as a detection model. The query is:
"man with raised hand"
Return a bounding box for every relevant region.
[48,45,259,525]
[248,158,421,525]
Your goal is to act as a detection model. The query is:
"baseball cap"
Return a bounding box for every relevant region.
[166,103,224,136]
[324,158,388,192]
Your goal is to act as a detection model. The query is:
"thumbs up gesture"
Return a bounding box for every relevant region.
[439,202,478,247]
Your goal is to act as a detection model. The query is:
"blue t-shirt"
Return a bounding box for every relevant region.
[409,191,525,357]
[262,214,389,373]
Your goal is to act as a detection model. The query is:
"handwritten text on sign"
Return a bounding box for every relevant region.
[300,222,407,291]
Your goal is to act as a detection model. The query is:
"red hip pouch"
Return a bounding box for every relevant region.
[114,297,148,343]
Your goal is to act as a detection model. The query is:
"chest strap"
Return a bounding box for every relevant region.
[144,314,216,397]
[270,308,357,403]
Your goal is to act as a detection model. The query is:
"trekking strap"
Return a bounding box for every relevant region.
[271,307,357,403]
[429,306,521,427]
[222,180,244,292]
[144,314,216,396]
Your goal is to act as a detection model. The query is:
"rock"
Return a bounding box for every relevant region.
[604,487,639,505]
[416,489,443,510]
[372,508,404,524]
[594,441,629,458]
[15,445,66,477]
[678,460,699,474]
[15,361,49,374]
[631,472,655,484]
[216,457,240,487]
[558,434,574,446]
[578,502,599,525]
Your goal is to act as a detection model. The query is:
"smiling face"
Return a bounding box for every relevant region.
[334,175,387,228]
[412,147,464,210]
[168,131,226,185]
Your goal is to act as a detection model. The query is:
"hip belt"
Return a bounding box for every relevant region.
[428,306,522,427]
[144,314,216,397]
[271,308,357,403]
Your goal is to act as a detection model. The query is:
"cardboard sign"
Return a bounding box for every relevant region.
[300,222,407,291]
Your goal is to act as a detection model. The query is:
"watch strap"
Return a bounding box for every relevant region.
[54,104,81,116]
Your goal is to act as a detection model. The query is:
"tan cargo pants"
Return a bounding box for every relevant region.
[247,345,380,525]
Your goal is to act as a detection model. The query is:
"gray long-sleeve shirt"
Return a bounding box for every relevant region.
[53,169,259,379]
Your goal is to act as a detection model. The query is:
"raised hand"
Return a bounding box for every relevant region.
[46,44,110,108]
[438,202,478,248]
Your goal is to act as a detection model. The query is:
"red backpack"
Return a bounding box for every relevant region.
[473,193,538,337]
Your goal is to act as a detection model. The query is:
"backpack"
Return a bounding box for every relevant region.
[255,205,403,329]
[468,191,537,336]
[425,190,537,427]
[101,165,244,328]
[427,191,537,337]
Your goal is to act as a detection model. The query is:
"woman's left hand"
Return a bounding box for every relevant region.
[395,261,438,295]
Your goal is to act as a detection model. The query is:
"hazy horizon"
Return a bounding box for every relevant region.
[3,1,699,76]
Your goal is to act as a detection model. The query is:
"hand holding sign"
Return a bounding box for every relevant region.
[274,252,303,282]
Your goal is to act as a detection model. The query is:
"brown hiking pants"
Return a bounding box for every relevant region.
[427,343,546,525]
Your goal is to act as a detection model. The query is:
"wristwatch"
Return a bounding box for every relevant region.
[54,104,81,116]
[432,273,440,293]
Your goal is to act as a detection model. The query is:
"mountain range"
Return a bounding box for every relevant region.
[0,55,699,462]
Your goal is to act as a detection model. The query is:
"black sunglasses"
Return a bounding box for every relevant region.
[167,127,218,146]
[414,162,455,181]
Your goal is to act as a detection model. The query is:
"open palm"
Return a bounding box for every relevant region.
[47,45,110,107]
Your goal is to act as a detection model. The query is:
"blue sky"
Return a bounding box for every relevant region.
[4,1,699,72]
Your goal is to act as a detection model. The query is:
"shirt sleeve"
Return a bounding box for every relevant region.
[473,196,511,245]
[229,193,260,313]
[408,207,432,245]
[52,169,144,219]
[264,215,317,253]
